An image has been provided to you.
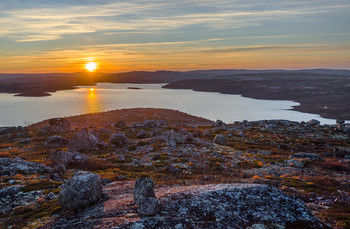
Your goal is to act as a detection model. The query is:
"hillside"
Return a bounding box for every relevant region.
[0,108,349,228]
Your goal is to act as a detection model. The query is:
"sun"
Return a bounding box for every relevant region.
[85,62,97,72]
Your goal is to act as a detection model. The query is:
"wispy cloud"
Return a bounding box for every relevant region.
[1,0,349,42]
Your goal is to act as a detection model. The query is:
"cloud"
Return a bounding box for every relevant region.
[1,0,349,42]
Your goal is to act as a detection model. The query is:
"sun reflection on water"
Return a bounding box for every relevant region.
[86,87,101,113]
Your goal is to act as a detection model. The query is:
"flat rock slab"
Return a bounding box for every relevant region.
[52,182,329,229]
[0,157,52,176]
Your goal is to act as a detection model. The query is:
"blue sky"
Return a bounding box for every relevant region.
[0,0,349,72]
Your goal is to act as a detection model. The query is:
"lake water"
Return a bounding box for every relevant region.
[0,83,336,126]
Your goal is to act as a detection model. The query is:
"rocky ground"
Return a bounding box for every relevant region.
[0,108,349,228]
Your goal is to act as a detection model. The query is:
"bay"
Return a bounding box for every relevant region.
[0,83,335,126]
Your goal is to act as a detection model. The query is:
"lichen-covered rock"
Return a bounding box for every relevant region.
[213,134,227,145]
[50,150,89,167]
[109,132,128,147]
[48,118,71,132]
[290,153,324,161]
[0,157,52,176]
[45,135,70,148]
[58,171,103,211]
[68,129,100,152]
[161,129,184,147]
[134,177,160,216]
[122,183,328,228]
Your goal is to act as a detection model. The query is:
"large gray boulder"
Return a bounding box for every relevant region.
[109,132,128,147]
[0,158,52,176]
[45,135,70,148]
[134,177,160,216]
[68,129,100,152]
[50,150,89,167]
[58,171,103,211]
[122,183,329,228]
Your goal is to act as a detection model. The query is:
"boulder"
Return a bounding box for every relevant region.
[307,119,320,126]
[50,150,89,167]
[143,119,167,128]
[52,163,66,174]
[45,135,70,148]
[111,121,127,129]
[333,147,350,158]
[134,177,160,216]
[161,129,184,147]
[122,183,328,228]
[212,119,225,127]
[48,118,71,132]
[290,153,324,161]
[58,171,103,211]
[336,119,345,124]
[286,159,304,168]
[109,132,128,147]
[137,130,148,139]
[68,129,100,152]
[165,165,181,176]
[0,157,52,176]
[0,185,23,198]
[336,124,350,134]
[213,134,227,145]
[0,126,25,135]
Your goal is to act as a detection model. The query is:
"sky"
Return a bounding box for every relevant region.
[0,0,349,73]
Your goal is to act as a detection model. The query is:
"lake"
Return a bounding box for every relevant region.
[0,83,336,126]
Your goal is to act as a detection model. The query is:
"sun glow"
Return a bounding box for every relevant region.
[85,62,97,72]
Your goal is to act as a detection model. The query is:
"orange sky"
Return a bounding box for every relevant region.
[0,1,349,73]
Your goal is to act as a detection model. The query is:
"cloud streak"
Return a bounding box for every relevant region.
[1,0,349,42]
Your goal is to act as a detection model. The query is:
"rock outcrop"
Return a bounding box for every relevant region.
[50,150,89,167]
[58,171,103,211]
[0,157,52,176]
[122,183,329,228]
[134,177,160,216]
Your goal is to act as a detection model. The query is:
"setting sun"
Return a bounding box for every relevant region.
[85,62,97,72]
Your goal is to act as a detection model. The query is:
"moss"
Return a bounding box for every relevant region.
[2,199,61,229]
[153,161,169,168]
[171,158,189,163]
[318,202,350,228]
[237,160,264,169]
[20,180,62,193]
[151,154,170,161]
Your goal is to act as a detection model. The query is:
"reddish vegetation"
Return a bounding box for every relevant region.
[31,108,210,129]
